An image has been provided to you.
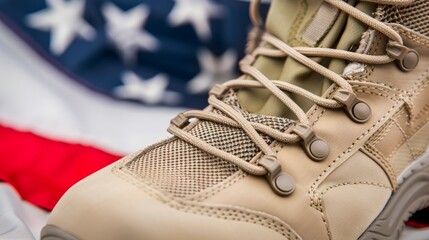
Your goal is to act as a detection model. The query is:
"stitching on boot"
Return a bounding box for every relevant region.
[410,71,429,99]
[364,108,405,188]
[389,104,429,159]
[112,165,302,239]
[309,101,401,194]
[187,171,247,201]
[308,190,333,240]
[175,203,301,240]
[319,211,333,240]
[392,25,429,47]
[308,102,402,239]
[320,181,391,195]
[354,87,397,101]
[393,117,416,158]
[362,145,397,189]
[367,113,398,145]
[315,181,391,240]
[386,73,429,160]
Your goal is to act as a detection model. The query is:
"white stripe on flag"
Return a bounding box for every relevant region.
[0,21,183,155]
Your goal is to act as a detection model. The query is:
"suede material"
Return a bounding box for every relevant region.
[48,160,292,240]
[355,29,429,176]
[391,122,429,177]
[205,87,400,239]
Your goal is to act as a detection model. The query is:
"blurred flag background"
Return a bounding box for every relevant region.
[0,0,427,239]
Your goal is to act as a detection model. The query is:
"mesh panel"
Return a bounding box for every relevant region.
[126,139,238,198]
[125,90,294,198]
[381,0,429,36]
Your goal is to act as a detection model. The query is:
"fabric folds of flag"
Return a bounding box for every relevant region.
[0,0,259,209]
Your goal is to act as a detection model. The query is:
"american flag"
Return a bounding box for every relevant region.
[0,0,271,210]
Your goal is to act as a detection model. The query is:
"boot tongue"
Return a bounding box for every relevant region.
[266,0,331,47]
[238,0,375,118]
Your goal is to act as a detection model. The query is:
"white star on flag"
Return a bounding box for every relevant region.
[114,71,181,105]
[102,3,160,65]
[167,0,223,41]
[26,0,96,55]
[187,49,237,94]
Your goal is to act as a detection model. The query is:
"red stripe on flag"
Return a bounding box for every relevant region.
[0,124,121,210]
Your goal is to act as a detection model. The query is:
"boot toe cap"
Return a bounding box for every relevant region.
[46,161,290,240]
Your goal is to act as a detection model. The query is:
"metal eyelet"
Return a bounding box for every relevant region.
[333,89,372,123]
[292,124,330,161]
[259,155,295,196]
[387,41,419,72]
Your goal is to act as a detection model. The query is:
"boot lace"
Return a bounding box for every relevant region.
[167,0,411,196]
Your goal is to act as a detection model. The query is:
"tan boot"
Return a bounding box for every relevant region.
[42,0,429,239]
